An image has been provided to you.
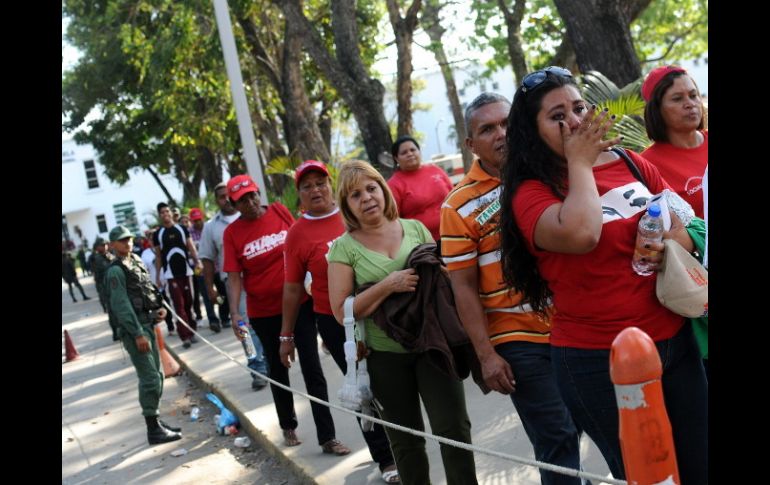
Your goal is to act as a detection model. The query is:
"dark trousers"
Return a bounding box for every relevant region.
[552,324,708,484]
[122,324,164,416]
[250,300,335,445]
[161,287,175,332]
[192,274,218,322]
[65,279,88,301]
[495,341,582,485]
[316,313,395,470]
[368,350,477,485]
[167,276,195,340]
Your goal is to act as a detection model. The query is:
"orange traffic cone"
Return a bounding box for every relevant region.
[155,325,182,378]
[64,330,79,362]
[610,327,680,485]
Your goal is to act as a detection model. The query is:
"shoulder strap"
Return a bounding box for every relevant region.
[611,146,648,188]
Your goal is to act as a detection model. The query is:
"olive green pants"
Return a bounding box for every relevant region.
[368,350,478,485]
[122,326,164,417]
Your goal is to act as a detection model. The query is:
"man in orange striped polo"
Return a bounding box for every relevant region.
[440,93,582,485]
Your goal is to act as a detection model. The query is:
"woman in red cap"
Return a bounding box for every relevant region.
[280,160,399,481]
[641,65,708,219]
[222,174,350,455]
[387,136,453,241]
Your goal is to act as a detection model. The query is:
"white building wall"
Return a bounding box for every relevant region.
[61,138,185,247]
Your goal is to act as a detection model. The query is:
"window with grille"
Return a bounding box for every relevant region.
[96,214,108,233]
[84,160,99,189]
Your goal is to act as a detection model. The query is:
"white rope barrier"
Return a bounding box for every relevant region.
[161,301,626,485]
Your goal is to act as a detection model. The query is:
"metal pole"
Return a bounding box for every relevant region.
[435,118,445,155]
[211,0,267,204]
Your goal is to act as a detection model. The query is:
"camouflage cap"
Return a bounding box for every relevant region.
[109,225,134,242]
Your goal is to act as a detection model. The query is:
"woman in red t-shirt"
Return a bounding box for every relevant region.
[497,67,707,483]
[387,135,453,241]
[222,174,349,455]
[641,65,708,218]
[279,160,399,482]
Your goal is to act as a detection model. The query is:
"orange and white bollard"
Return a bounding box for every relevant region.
[610,327,680,485]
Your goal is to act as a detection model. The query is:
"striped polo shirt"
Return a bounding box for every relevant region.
[439,159,551,346]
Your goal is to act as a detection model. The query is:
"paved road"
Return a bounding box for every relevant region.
[62,275,614,484]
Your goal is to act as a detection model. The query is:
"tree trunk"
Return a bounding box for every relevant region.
[319,97,333,155]
[197,146,222,193]
[386,0,422,137]
[281,18,331,162]
[421,0,473,171]
[548,37,578,73]
[274,0,393,174]
[497,0,528,83]
[553,0,641,86]
[145,166,178,206]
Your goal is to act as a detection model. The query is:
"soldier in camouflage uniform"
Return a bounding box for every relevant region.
[91,237,120,341]
[105,225,183,445]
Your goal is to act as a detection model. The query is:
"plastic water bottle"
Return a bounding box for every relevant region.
[237,321,257,359]
[631,204,664,276]
[190,406,200,421]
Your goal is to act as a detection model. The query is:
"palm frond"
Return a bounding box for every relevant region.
[611,116,651,153]
[580,71,620,105]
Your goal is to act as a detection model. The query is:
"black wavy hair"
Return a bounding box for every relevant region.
[391,135,420,158]
[499,70,579,316]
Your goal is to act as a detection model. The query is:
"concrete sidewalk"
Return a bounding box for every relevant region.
[63,276,613,484]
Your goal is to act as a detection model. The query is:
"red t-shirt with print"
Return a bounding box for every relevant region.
[388,164,453,241]
[284,209,345,315]
[642,130,707,218]
[513,151,684,349]
[223,203,306,318]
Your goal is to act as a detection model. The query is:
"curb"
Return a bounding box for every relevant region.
[167,345,318,485]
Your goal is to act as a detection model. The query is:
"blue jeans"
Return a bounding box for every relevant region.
[245,325,268,375]
[495,341,583,485]
[551,324,708,483]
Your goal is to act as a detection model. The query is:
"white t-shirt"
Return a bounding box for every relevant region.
[141,247,160,287]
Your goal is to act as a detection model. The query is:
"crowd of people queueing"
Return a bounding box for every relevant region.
[70,63,707,484]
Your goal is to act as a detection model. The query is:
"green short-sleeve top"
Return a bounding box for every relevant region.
[326,218,433,352]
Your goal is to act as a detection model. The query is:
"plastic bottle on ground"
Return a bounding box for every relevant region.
[632,203,664,276]
[190,406,200,421]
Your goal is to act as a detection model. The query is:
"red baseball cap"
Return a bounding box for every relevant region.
[226,174,259,202]
[188,208,203,221]
[641,65,687,102]
[295,160,330,188]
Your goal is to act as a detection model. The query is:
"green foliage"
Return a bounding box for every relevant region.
[468,0,708,80]
[580,71,651,152]
[632,0,709,65]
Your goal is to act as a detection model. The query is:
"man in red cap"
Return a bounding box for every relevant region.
[188,207,221,331]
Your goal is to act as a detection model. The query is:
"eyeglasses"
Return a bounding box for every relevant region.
[230,179,252,192]
[520,66,573,93]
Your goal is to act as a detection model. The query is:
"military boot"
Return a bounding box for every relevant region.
[145,415,182,445]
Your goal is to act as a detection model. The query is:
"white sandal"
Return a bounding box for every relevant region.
[381,465,400,483]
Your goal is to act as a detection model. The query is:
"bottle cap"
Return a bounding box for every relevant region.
[647,204,661,217]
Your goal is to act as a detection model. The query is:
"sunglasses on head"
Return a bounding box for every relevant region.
[520,66,573,93]
[230,179,252,192]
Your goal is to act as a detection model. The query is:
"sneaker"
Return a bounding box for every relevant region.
[190,336,199,344]
[210,322,221,333]
[182,340,192,349]
[251,375,267,390]
[83,296,92,301]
